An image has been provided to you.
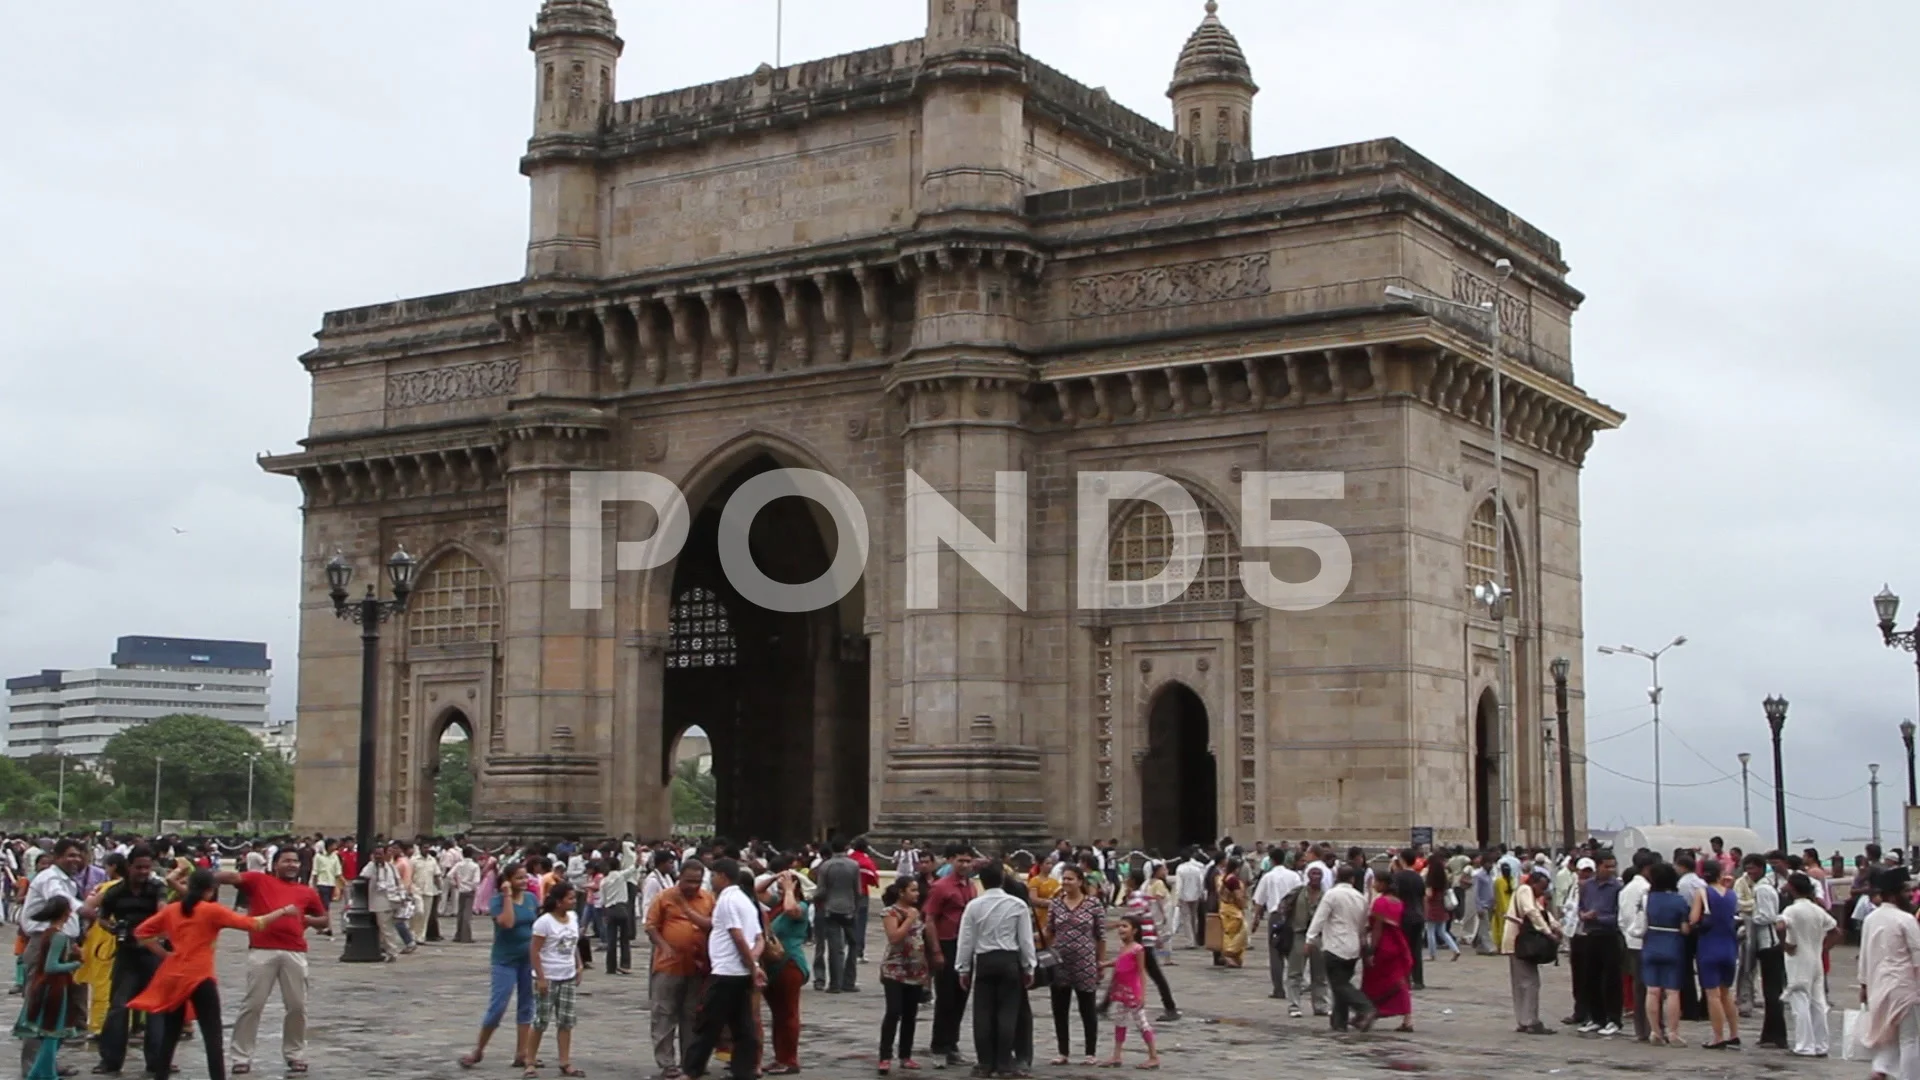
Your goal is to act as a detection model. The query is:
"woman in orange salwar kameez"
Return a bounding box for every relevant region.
[130,869,301,1080]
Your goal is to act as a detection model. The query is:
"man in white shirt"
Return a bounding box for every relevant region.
[1175,852,1207,949]
[412,845,444,942]
[447,848,482,944]
[680,859,762,1080]
[954,862,1036,1077]
[19,838,85,944]
[1775,872,1837,1057]
[1743,854,1788,1048]
[1619,853,1653,1041]
[1250,856,1302,1000]
[641,849,678,925]
[1303,863,1376,1032]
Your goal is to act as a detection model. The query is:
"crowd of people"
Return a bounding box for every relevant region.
[7,829,1920,1078]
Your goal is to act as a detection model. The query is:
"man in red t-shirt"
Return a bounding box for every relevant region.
[214,848,330,1073]
[848,838,881,963]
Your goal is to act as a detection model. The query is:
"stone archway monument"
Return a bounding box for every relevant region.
[263,0,1621,849]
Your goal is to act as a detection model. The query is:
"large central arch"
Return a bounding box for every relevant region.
[657,451,869,844]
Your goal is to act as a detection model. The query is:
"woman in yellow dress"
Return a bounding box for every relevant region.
[1029,855,1062,938]
[1491,862,1515,952]
[75,855,127,1033]
[1217,859,1249,968]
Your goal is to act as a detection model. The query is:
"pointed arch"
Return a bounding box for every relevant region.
[1465,496,1523,618]
[1106,481,1244,606]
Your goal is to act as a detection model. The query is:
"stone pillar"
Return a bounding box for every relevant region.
[470,315,615,841]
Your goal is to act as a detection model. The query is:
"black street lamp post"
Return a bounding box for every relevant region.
[1903,718,1917,860]
[1551,656,1575,853]
[327,546,416,963]
[1764,695,1790,851]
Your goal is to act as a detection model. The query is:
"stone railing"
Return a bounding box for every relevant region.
[607,40,922,132]
[319,283,522,334]
[1024,57,1182,167]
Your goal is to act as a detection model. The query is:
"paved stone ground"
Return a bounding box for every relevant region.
[44,921,1859,1080]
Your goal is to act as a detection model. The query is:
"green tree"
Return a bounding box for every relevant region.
[670,756,715,830]
[434,737,474,828]
[19,754,120,822]
[99,715,294,824]
[0,756,49,818]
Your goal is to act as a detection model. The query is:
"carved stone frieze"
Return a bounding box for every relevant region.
[1068,253,1271,318]
[387,358,522,408]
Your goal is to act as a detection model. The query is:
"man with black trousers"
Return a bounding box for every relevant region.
[681,859,763,1080]
[955,861,1036,1078]
[86,845,169,1077]
[924,844,978,1069]
[1744,854,1789,1048]
[1572,851,1625,1035]
[1390,855,1427,992]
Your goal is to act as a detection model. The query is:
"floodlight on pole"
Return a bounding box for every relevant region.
[1385,260,1515,841]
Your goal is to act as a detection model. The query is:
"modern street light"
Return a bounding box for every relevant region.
[1387,260,1516,841]
[152,755,163,836]
[1764,695,1790,851]
[1737,752,1753,830]
[1596,636,1687,824]
[55,752,67,827]
[326,545,417,963]
[1871,763,1883,849]
[245,752,260,833]
[1550,656,1575,852]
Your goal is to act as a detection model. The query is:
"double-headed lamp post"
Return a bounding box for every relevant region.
[245,752,260,833]
[1597,636,1686,824]
[1737,752,1753,830]
[1764,695,1790,851]
[1387,261,1515,842]
[326,545,416,963]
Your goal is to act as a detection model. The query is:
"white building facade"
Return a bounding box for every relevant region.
[4,636,272,762]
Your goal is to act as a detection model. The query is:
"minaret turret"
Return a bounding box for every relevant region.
[524,0,622,278]
[1168,1,1257,167]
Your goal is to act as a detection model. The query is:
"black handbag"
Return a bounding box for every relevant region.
[1031,947,1061,987]
[1515,924,1558,965]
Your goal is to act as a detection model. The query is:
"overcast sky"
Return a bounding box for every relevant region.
[4,1,1917,848]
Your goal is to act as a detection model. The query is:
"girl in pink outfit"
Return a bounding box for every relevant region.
[1101,918,1161,1069]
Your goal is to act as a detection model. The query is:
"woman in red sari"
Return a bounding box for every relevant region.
[1361,870,1415,1032]
[131,868,301,1080]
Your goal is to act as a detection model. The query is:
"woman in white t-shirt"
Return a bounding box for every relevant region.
[527,881,585,1078]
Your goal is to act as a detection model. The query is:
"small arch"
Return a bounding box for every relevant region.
[427,706,477,835]
[1139,680,1217,855]
[1472,687,1499,848]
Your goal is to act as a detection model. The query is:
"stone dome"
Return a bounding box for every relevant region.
[1169,1,1257,95]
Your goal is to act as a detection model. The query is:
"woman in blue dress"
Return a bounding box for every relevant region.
[1687,858,1741,1049]
[1639,862,1689,1046]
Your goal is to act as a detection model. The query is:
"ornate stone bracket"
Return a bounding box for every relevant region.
[261,436,506,509]
[814,272,850,363]
[700,288,736,376]
[665,296,699,382]
[1035,341,1618,466]
[775,278,810,366]
[738,285,773,371]
[853,265,891,355]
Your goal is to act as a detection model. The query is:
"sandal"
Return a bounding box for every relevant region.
[234,1067,253,1077]
[560,1067,586,1078]
[461,1053,484,1069]
[524,1069,540,1079]
[1135,1064,1160,1071]
[288,1063,310,1075]
[1049,1060,1069,1067]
